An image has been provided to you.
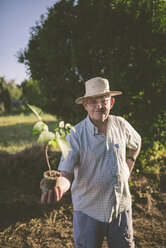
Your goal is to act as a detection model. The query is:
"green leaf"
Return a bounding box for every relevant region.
[59,128,66,137]
[56,132,72,159]
[38,131,55,144]
[54,122,59,131]
[65,123,76,132]
[51,139,57,148]
[33,121,48,134]
[27,104,43,121]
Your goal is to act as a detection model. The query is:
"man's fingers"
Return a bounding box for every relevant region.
[40,178,45,190]
[53,187,62,202]
[41,191,48,204]
[47,189,54,204]
[40,187,62,205]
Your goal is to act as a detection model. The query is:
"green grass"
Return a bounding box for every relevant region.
[0,113,56,153]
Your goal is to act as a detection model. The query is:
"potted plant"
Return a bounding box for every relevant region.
[27,104,73,192]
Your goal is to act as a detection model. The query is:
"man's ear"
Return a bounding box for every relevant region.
[82,101,88,111]
[110,98,115,109]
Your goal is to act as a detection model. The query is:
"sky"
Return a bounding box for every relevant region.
[0,0,58,85]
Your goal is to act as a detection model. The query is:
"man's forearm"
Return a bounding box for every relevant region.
[127,138,142,174]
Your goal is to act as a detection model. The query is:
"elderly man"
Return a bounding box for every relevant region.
[41,77,141,248]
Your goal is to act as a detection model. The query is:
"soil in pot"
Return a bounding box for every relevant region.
[42,170,61,192]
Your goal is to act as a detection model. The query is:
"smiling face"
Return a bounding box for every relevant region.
[83,96,115,125]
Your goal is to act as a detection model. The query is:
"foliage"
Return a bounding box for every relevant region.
[0,77,22,100]
[20,79,43,108]
[6,80,22,99]
[18,0,166,167]
[27,104,73,173]
[0,77,11,113]
[0,77,23,114]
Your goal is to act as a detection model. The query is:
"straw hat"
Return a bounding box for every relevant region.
[75,77,122,104]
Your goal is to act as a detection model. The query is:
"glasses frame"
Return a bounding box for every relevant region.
[85,97,111,107]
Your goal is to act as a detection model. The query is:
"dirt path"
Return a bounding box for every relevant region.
[0,145,165,247]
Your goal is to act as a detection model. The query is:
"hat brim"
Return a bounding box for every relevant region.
[75,91,122,104]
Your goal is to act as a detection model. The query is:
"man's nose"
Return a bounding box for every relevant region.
[95,101,103,108]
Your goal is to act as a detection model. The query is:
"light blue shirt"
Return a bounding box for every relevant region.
[58,115,141,223]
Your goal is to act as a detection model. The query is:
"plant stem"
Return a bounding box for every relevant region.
[45,145,52,175]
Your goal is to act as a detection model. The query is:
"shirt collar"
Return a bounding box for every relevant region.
[86,115,112,136]
[86,115,99,135]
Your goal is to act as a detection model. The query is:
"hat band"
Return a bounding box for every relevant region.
[84,89,110,97]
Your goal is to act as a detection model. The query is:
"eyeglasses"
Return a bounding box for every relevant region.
[86,97,111,107]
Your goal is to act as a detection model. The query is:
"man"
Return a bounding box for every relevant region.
[41,77,141,248]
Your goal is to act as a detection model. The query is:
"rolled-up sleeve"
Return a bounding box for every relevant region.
[58,129,80,173]
[122,118,141,150]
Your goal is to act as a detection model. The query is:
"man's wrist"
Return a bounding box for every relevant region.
[127,156,135,162]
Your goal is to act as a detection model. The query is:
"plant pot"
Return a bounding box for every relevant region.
[42,170,61,192]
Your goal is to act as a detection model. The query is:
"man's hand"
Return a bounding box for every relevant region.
[40,179,63,204]
[126,158,135,175]
[40,171,73,205]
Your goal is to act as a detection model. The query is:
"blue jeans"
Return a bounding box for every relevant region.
[73,210,135,248]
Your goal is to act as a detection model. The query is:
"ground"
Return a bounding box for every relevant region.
[0,144,166,248]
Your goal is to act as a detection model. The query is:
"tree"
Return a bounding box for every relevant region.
[18,0,85,123]
[6,80,22,99]
[20,79,43,107]
[0,77,11,113]
[18,0,166,150]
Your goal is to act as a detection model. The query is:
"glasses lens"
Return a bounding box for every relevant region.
[88,98,110,106]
